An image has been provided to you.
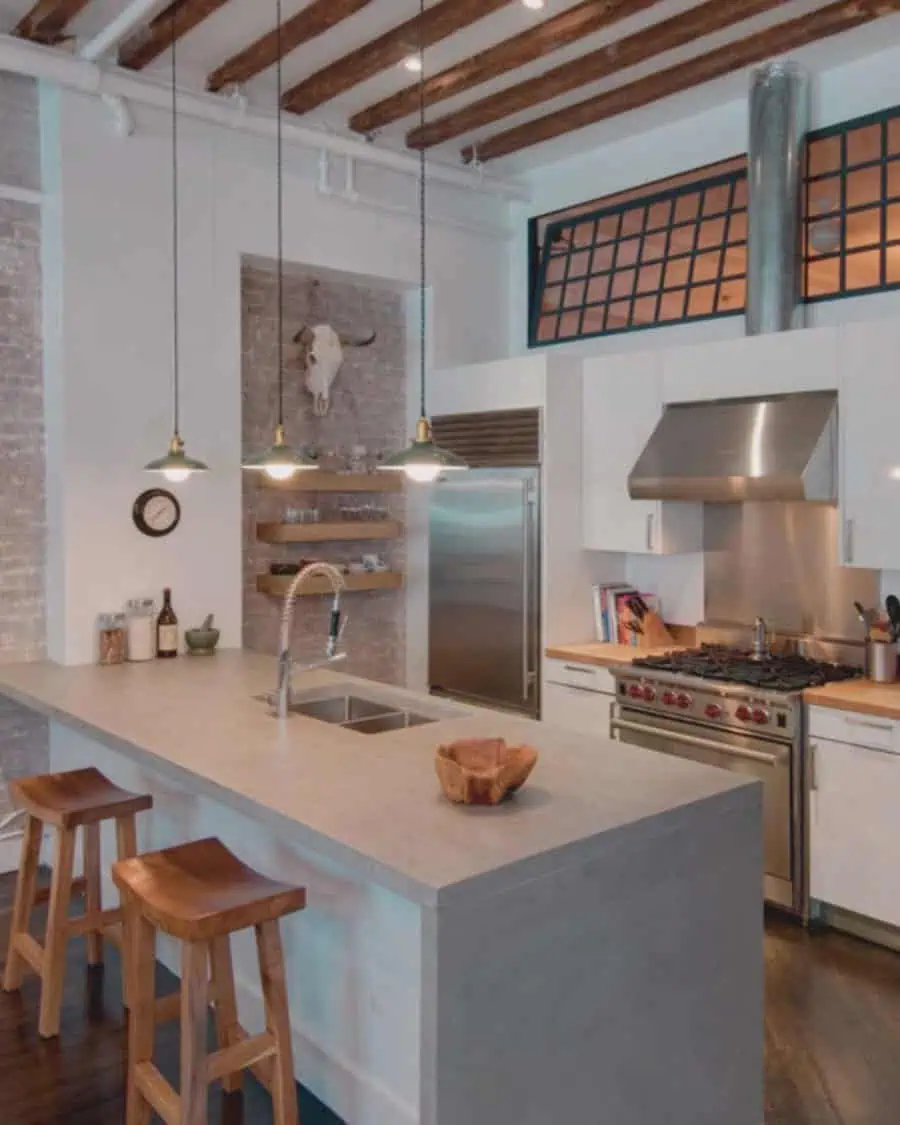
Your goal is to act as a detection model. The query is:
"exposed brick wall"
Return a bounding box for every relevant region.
[242,263,407,685]
[0,74,47,822]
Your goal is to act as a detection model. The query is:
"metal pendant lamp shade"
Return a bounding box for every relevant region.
[378,0,466,485]
[242,0,315,481]
[144,4,208,482]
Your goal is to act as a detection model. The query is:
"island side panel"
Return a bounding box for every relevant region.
[421,786,763,1125]
[49,721,422,1125]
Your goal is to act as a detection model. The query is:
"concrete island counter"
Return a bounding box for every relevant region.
[0,652,763,1125]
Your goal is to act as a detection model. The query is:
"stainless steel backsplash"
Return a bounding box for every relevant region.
[703,503,878,641]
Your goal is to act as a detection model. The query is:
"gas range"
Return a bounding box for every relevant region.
[617,646,861,739]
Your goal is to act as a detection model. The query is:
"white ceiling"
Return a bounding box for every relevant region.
[4,0,900,175]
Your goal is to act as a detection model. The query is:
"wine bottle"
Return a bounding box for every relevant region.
[156,587,179,659]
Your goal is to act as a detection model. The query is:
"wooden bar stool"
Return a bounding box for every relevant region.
[2,766,153,1038]
[113,837,306,1125]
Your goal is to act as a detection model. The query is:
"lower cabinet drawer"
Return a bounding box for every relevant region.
[810,735,900,927]
[542,681,611,737]
[544,658,615,695]
[807,705,898,754]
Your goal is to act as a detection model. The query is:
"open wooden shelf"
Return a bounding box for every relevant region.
[256,572,404,597]
[258,472,404,493]
[256,520,402,544]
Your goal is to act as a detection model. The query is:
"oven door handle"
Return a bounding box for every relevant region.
[610,718,782,766]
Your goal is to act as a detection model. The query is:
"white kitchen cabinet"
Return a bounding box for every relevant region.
[839,318,900,570]
[542,681,612,737]
[661,326,838,404]
[582,351,702,554]
[809,717,900,928]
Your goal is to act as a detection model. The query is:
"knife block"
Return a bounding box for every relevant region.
[633,610,676,649]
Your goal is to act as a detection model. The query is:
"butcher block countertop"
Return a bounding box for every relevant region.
[546,642,686,668]
[804,678,900,720]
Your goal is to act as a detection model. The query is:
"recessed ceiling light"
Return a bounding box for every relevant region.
[403,54,423,73]
[522,0,546,9]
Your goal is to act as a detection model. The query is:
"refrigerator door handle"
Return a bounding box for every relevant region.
[522,484,537,703]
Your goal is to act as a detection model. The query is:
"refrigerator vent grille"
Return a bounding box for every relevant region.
[431,409,541,468]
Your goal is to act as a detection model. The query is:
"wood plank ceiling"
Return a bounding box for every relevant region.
[10,0,900,169]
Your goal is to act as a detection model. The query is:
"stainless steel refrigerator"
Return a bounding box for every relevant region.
[428,410,541,717]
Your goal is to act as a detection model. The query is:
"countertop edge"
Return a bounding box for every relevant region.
[803,687,900,720]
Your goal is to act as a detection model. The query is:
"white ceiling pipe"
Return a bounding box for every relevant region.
[80,0,173,62]
[0,34,530,202]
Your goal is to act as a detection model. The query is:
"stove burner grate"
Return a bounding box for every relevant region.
[632,645,861,692]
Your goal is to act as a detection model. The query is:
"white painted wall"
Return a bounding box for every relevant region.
[40,86,510,666]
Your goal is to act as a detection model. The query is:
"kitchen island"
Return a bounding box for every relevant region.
[0,652,762,1125]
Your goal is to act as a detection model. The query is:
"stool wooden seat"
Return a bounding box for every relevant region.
[113,837,306,1125]
[2,767,153,1038]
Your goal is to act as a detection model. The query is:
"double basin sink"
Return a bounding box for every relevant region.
[270,692,438,734]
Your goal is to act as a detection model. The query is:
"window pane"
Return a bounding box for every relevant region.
[637,262,663,295]
[564,279,586,309]
[536,316,558,343]
[646,200,672,231]
[586,275,610,304]
[846,207,882,250]
[692,251,722,284]
[728,213,748,243]
[567,250,591,279]
[888,115,900,156]
[698,217,726,249]
[847,166,881,209]
[688,285,716,316]
[886,245,900,284]
[674,192,702,224]
[610,269,637,300]
[558,311,581,339]
[703,185,730,216]
[806,254,840,299]
[847,123,882,167]
[808,176,841,217]
[665,258,691,287]
[605,301,631,330]
[808,135,842,176]
[845,248,881,290]
[888,159,900,200]
[545,257,567,285]
[886,202,900,241]
[632,297,658,325]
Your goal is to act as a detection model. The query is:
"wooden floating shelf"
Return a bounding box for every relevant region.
[257,572,404,597]
[258,472,404,493]
[257,520,401,544]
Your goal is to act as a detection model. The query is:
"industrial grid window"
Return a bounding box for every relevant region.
[804,107,900,301]
[530,158,749,345]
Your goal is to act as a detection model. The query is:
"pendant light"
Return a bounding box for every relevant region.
[242,0,316,481]
[144,4,208,483]
[379,0,466,485]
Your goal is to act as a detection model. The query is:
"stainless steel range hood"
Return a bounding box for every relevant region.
[628,391,837,503]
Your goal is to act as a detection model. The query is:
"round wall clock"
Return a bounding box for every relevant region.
[132,488,181,538]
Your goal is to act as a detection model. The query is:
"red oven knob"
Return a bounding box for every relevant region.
[641,685,656,703]
[676,693,692,710]
[736,704,751,722]
[662,691,677,706]
[628,684,643,700]
[752,707,770,725]
[704,703,724,720]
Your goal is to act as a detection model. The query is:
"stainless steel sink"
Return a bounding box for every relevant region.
[342,711,435,734]
[289,695,395,724]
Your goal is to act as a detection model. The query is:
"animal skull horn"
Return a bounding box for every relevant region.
[293,323,376,416]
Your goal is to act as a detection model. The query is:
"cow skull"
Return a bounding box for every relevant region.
[293,324,376,416]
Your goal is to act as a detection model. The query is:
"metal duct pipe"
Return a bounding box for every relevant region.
[746,61,809,335]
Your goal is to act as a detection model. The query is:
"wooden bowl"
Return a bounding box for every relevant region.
[435,738,539,806]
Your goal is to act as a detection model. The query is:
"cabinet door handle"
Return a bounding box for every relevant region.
[563,664,596,675]
[845,717,892,733]
[844,518,854,564]
[646,513,655,552]
[809,743,818,791]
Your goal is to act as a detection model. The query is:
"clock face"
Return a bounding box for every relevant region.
[133,489,181,538]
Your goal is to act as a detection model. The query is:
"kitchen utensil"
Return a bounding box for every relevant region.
[865,639,898,683]
[627,595,649,620]
[185,625,220,655]
[624,619,644,636]
[435,738,538,806]
[854,601,877,636]
[885,595,900,642]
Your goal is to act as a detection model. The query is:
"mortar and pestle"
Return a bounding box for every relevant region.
[185,614,220,655]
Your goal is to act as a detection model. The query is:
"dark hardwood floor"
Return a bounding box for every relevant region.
[3,874,900,1123]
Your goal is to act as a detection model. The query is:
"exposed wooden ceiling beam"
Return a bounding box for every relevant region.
[282,0,517,117]
[15,0,91,44]
[409,0,787,150]
[463,0,900,164]
[118,0,232,71]
[207,0,375,93]
[349,0,663,136]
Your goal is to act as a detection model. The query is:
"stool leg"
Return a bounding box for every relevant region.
[255,921,299,1125]
[116,814,139,1009]
[209,937,243,1095]
[38,825,76,1038]
[125,904,155,1125]
[180,941,210,1125]
[83,823,103,967]
[2,813,42,992]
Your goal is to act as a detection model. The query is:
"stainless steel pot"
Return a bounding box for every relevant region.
[865,640,899,683]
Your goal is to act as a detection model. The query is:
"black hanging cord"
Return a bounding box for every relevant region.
[170,2,180,438]
[418,0,427,420]
[276,0,285,431]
